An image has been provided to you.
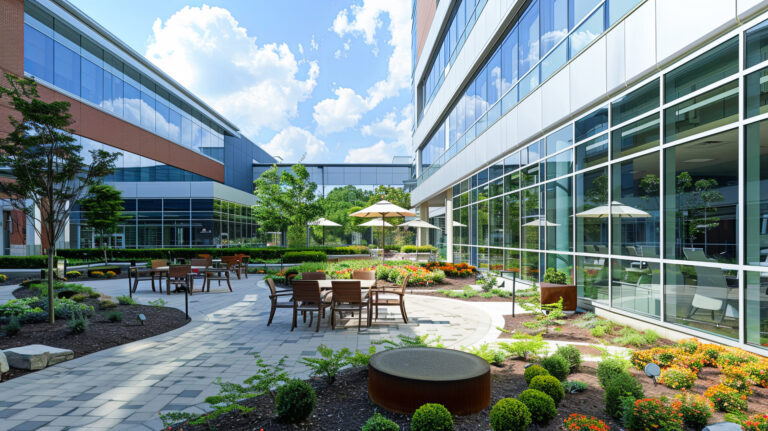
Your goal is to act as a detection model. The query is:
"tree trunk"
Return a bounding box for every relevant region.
[102,230,108,266]
[47,249,54,324]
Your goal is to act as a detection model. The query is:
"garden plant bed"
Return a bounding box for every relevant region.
[1,293,188,381]
[170,356,768,431]
[411,289,513,302]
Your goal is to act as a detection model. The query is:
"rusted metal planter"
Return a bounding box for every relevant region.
[540,282,577,311]
[368,347,490,415]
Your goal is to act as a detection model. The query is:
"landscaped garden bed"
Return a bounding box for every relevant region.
[1,281,188,381]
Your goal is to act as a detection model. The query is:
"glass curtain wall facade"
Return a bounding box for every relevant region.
[419,0,642,179]
[449,19,768,352]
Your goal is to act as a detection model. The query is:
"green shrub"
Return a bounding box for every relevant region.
[70,293,86,303]
[529,375,565,405]
[489,398,531,431]
[517,389,557,425]
[148,298,166,308]
[410,403,453,431]
[281,251,327,263]
[65,270,82,278]
[563,380,588,393]
[56,246,369,261]
[401,245,437,253]
[68,312,88,334]
[99,300,117,310]
[2,315,20,336]
[88,291,100,299]
[274,379,316,423]
[622,398,683,431]
[523,365,550,384]
[117,295,136,305]
[540,354,570,381]
[107,311,122,323]
[362,412,399,431]
[597,357,629,388]
[674,393,713,430]
[299,344,350,385]
[499,333,548,361]
[604,371,644,418]
[0,255,48,269]
[543,268,568,284]
[555,345,581,373]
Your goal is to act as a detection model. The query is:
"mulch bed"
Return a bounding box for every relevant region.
[172,357,768,430]
[0,289,189,381]
[411,291,513,302]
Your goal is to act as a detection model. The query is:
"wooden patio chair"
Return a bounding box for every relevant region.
[166,265,193,295]
[237,254,250,279]
[291,280,331,332]
[372,274,410,323]
[330,280,369,332]
[189,258,210,293]
[266,278,293,326]
[221,255,242,280]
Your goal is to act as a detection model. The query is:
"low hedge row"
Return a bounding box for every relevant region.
[401,245,437,253]
[54,246,369,262]
[0,256,50,269]
[282,251,327,263]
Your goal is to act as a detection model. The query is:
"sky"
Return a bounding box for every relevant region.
[69,0,413,164]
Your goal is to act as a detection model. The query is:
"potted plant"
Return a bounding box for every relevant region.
[540,268,577,312]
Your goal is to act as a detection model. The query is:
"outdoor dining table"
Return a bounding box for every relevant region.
[132,266,230,294]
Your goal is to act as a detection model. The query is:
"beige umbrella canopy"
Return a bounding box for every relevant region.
[351,200,415,261]
[575,201,651,218]
[358,219,394,227]
[452,221,467,227]
[398,219,440,229]
[308,217,342,245]
[522,218,560,227]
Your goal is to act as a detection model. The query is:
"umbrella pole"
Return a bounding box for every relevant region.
[382,217,385,263]
[322,225,325,246]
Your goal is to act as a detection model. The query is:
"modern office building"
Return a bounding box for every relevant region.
[0,0,278,253]
[410,0,768,352]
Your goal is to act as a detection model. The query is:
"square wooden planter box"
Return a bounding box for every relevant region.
[539,282,577,311]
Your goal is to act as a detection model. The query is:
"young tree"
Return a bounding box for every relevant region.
[0,74,118,323]
[80,184,125,265]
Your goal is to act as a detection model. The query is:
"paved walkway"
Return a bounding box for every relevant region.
[0,275,499,431]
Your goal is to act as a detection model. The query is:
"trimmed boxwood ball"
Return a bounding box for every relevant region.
[529,375,565,405]
[410,403,453,431]
[518,389,557,425]
[604,371,644,419]
[489,398,532,431]
[362,412,399,431]
[274,379,317,423]
[524,364,550,384]
[555,344,582,373]
[540,354,570,381]
[597,357,628,388]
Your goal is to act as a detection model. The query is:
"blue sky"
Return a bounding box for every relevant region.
[69,0,413,163]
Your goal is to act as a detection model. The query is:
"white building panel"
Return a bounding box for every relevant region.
[569,38,607,113]
[624,0,656,81]
[606,21,626,93]
[655,0,736,63]
[541,66,572,127]
[517,89,543,143]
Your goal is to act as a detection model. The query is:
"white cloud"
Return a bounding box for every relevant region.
[314,0,411,134]
[298,43,304,55]
[333,49,342,59]
[361,106,411,141]
[310,34,319,51]
[262,126,328,162]
[344,140,397,163]
[145,5,318,138]
[313,87,371,134]
[347,105,412,162]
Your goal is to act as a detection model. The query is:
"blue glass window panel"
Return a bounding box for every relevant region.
[518,65,540,99]
[457,0,467,35]
[505,152,520,173]
[501,27,518,95]
[477,168,489,185]
[527,141,540,163]
[465,86,475,132]
[519,1,540,77]
[140,91,155,131]
[181,116,192,148]
[123,82,140,125]
[575,106,608,142]
[155,99,170,139]
[540,40,567,81]
[192,122,202,151]
[24,24,53,83]
[569,5,604,57]
[53,42,80,96]
[547,124,573,155]
[502,84,518,114]
[476,65,489,118]
[608,0,639,25]
[541,0,568,54]
[746,19,768,68]
[109,73,123,117]
[80,57,103,106]
[575,134,608,170]
[569,0,601,29]
[488,50,502,105]
[169,109,182,143]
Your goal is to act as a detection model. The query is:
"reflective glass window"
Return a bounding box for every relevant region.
[569,5,604,57]
[140,91,155,131]
[505,171,520,193]
[521,163,540,188]
[745,271,768,350]
[488,51,502,105]
[522,251,539,282]
[575,107,608,142]
[575,167,608,253]
[490,197,503,247]
[745,66,768,118]
[541,0,568,54]
[546,149,572,180]
[103,72,123,116]
[612,259,660,318]
[505,152,521,173]
[611,79,659,126]
[501,27,518,94]
[505,249,520,273]
[123,82,140,125]
[547,254,573,283]
[569,0,601,29]
[746,19,768,68]
[546,178,572,251]
[665,264,738,340]
[80,57,103,106]
[664,80,738,142]
[522,186,542,249]
[505,192,520,248]
[664,37,738,102]
[577,255,608,302]
[608,0,640,25]
[611,114,660,159]
[24,24,53,83]
[547,125,572,155]
[518,1,539,77]
[53,41,80,96]
[664,129,738,263]
[575,134,608,171]
[611,152,660,257]
[540,41,567,81]
[155,99,170,139]
[745,119,768,266]
[169,109,182,143]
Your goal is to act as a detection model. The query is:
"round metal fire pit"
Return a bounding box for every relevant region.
[368,347,490,415]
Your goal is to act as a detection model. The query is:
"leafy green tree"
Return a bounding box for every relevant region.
[365,185,413,248]
[252,163,321,246]
[676,172,723,249]
[314,186,371,245]
[0,74,118,323]
[80,184,125,264]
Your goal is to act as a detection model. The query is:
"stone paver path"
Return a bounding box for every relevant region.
[0,275,497,431]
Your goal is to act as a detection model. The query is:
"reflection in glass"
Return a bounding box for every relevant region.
[501,27,518,95]
[478,200,488,246]
[575,107,608,142]
[505,249,520,274]
[745,119,768,266]
[745,18,768,68]
[505,192,520,248]
[519,1,540,76]
[745,271,768,350]
[547,254,573,284]
[577,255,608,302]
[546,178,572,252]
[664,37,738,102]
[575,167,608,253]
[612,152,660,257]
[664,130,738,263]
[745,67,768,118]
[546,125,572,156]
[612,259,660,318]
[522,186,542,250]
[490,248,504,271]
[24,24,54,83]
[611,79,659,126]
[522,251,539,282]
[575,134,608,171]
[611,114,660,159]
[541,0,568,54]
[546,149,572,180]
[569,0,601,29]
[664,80,738,142]
[490,197,504,247]
[569,5,603,57]
[665,264,738,340]
[54,42,80,96]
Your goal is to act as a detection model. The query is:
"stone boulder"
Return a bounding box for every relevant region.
[0,350,8,374]
[3,345,74,370]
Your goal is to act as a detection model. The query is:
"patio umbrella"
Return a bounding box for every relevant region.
[398,219,440,257]
[522,218,560,227]
[574,201,651,218]
[358,219,394,227]
[452,221,467,227]
[351,200,416,261]
[308,217,341,246]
